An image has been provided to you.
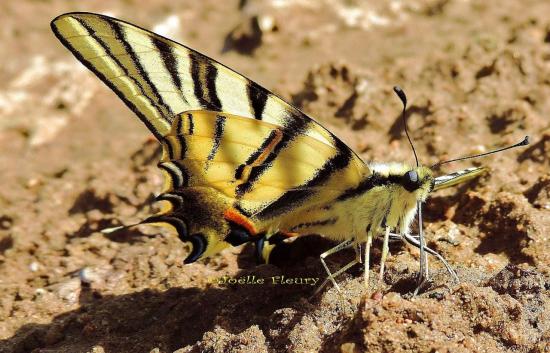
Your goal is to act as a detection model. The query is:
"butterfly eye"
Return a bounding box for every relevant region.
[402,170,420,192]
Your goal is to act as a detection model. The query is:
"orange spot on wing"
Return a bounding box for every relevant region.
[224,208,257,235]
[280,231,300,238]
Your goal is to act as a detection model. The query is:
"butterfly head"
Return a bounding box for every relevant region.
[401,166,434,195]
[371,163,434,202]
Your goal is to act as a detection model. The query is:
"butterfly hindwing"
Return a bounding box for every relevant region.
[160,110,366,216]
[150,111,366,262]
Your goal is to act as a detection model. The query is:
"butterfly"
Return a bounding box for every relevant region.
[51,12,529,295]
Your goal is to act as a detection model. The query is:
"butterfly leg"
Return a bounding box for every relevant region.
[377,226,391,286]
[414,202,429,296]
[389,233,419,242]
[311,257,359,297]
[355,241,362,264]
[364,229,373,289]
[400,232,458,283]
[316,239,354,294]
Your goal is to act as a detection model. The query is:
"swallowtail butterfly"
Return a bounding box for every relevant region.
[51,12,528,295]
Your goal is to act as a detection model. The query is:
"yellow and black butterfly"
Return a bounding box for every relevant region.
[51,12,528,295]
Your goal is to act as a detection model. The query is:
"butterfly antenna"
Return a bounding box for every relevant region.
[432,135,529,168]
[393,86,419,167]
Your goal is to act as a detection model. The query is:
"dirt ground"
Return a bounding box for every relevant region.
[0,0,549,352]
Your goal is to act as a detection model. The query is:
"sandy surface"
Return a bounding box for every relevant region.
[0,1,549,352]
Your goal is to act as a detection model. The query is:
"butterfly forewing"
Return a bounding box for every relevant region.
[51,12,350,147]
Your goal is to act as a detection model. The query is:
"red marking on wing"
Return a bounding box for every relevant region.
[239,129,283,181]
[280,231,300,238]
[254,129,283,165]
[224,208,257,235]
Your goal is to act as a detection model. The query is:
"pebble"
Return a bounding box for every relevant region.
[55,278,81,303]
[29,261,40,272]
[341,342,358,353]
[79,266,104,284]
[258,15,275,32]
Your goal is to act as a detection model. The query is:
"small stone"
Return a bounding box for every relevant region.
[79,267,103,284]
[54,278,81,303]
[26,177,42,188]
[371,291,383,301]
[258,15,276,32]
[341,342,359,353]
[88,346,105,353]
[29,261,40,272]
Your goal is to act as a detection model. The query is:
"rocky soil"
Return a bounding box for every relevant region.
[0,1,548,352]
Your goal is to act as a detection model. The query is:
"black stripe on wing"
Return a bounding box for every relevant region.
[205,115,227,167]
[189,52,223,111]
[247,81,268,120]
[158,161,188,189]
[52,18,168,140]
[254,138,354,220]
[109,21,174,119]
[162,139,175,160]
[142,214,188,237]
[234,128,282,180]
[187,113,195,135]
[151,37,189,105]
[289,218,338,232]
[336,173,401,201]
[155,192,185,210]
[235,115,311,197]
